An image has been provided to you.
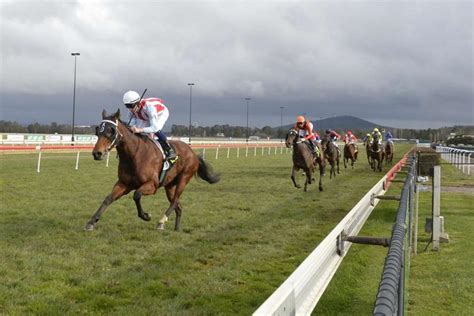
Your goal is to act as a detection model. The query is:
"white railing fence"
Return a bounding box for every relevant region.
[254,157,407,316]
[436,146,473,175]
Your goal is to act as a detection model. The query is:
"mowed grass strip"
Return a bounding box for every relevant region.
[0,144,411,314]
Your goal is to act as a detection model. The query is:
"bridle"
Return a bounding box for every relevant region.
[96,119,123,152]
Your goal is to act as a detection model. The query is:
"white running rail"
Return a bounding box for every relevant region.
[436,146,473,175]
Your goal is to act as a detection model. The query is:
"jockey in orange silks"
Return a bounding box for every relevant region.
[293,115,320,157]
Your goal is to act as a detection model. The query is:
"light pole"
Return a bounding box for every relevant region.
[71,52,80,144]
[280,106,284,142]
[245,97,251,142]
[188,83,194,144]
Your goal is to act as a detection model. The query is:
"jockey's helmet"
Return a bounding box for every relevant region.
[296,116,305,124]
[123,91,141,108]
[347,131,352,135]
[373,128,379,133]
[325,129,331,134]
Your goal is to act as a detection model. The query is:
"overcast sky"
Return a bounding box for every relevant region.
[1,0,473,129]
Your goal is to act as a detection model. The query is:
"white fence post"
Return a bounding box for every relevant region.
[106,151,110,167]
[237,147,240,158]
[227,147,230,159]
[36,150,42,173]
[246,146,248,157]
[254,146,257,156]
[203,147,206,159]
[75,151,80,170]
[215,146,219,160]
[432,165,441,251]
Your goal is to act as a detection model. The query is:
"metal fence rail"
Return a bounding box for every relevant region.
[373,156,416,315]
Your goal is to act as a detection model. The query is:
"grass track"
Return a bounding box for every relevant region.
[1,145,411,314]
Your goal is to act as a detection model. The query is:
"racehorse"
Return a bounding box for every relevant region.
[285,129,325,192]
[343,142,358,169]
[369,133,384,172]
[384,140,394,165]
[321,136,340,179]
[86,109,220,231]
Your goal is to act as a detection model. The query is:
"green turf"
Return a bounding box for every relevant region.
[0,145,411,314]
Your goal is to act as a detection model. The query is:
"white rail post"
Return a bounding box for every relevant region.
[227,147,230,159]
[462,152,466,174]
[246,146,248,157]
[467,153,472,175]
[275,146,277,155]
[432,165,441,251]
[215,146,219,160]
[203,147,206,158]
[237,147,240,158]
[106,151,110,167]
[268,146,271,155]
[36,149,42,173]
[261,147,264,156]
[254,146,257,156]
[75,151,80,170]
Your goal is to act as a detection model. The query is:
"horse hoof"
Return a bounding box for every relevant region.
[141,213,151,222]
[319,187,323,192]
[84,223,94,231]
[157,223,165,230]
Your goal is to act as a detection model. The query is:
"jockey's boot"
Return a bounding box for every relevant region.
[161,140,178,163]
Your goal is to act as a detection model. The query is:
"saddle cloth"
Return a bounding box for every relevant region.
[148,137,170,171]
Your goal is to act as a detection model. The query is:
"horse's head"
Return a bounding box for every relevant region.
[92,109,122,160]
[320,136,329,150]
[285,129,298,148]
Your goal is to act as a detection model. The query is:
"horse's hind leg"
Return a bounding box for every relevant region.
[159,175,193,231]
[85,182,129,230]
[318,162,324,191]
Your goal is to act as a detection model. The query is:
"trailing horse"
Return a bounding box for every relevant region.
[384,141,394,165]
[321,136,340,179]
[285,129,325,192]
[369,133,384,172]
[343,142,358,169]
[86,109,220,231]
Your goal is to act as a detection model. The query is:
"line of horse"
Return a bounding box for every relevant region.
[87,110,395,231]
[285,129,395,192]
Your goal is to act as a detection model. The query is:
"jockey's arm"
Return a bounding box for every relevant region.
[304,123,314,140]
[141,106,160,134]
[127,111,138,127]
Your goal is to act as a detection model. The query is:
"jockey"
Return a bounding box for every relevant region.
[293,115,319,157]
[371,127,383,145]
[385,131,393,144]
[363,133,372,146]
[123,90,177,162]
[325,129,341,144]
[343,131,358,151]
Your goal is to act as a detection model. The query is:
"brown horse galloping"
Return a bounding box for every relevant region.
[86,109,220,231]
[369,133,384,172]
[343,142,358,169]
[321,136,340,179]
[285,129,325,192]
[384,141,394,165]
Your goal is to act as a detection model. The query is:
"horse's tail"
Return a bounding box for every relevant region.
[196,154,220,184]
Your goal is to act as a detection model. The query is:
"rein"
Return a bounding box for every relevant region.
[100,119,123,152]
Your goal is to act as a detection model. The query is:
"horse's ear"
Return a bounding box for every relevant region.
[114,108,121,120]
[102,109,107,119]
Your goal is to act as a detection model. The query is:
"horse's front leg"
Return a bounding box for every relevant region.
[304,169,312,192]
[318,162,324,191]
[344,156,347,169]
[291,166,301,189]
[134,181,157,222]
[85,182,129,230]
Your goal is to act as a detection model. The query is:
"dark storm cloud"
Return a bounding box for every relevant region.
[1,1,472,129]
